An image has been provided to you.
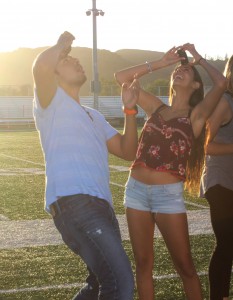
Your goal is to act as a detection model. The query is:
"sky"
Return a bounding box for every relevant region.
[0,0,232,59]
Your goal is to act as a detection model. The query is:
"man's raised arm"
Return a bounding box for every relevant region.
[32,31,75,108]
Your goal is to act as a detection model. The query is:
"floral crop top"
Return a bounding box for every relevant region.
[131,104,195,181]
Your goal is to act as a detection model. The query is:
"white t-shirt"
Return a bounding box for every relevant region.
[33,87,118,213]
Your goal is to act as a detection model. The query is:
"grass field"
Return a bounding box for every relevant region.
[0,130,232,299]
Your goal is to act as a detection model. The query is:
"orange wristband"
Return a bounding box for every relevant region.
[123,105,138,115]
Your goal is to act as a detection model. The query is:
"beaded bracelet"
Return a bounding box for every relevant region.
[145,61,153,73]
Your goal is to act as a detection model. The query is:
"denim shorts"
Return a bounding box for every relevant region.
[124,177,186,213]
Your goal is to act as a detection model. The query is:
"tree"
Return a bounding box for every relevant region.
[99,78,121,96]
[144,79,169,96]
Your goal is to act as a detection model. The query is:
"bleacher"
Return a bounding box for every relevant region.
[80,96,147,120]
[0,95,169,130]
[0,96,34,130]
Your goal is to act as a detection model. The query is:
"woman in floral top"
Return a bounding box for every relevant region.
[115,43,226,300]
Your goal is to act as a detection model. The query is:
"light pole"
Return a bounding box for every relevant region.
[86,0,104,110]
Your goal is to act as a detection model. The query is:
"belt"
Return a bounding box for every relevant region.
[49,194,82,217]
[50,197,67,217]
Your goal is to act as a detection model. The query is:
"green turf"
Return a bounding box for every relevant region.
[0,175,47,220]
[1,236,232,299]
[0,236,218,299]
[0,132,44,164]
[0,131,232,299]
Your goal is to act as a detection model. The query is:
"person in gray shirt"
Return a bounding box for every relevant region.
[200,55,233,300]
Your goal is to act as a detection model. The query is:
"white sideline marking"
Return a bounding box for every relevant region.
[0,271,214,295]
[0,168,45,176]
[0,157,128,171]
[109,165,129,172]
[110,181,125,187]
[0,154,44,167]
[0,283,83,294]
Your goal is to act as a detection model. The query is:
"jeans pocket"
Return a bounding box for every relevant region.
[164,182,183,195]
[54,211,85,255]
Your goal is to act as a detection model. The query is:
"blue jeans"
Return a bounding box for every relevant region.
[52,194,134,300]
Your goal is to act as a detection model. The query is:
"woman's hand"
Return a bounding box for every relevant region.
[121,78,140,109]
[181,43,202,65]
[161,46,183,66]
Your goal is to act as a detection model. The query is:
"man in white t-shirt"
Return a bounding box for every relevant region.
[33,31,139,300]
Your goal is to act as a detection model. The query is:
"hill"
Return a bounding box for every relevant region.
[0,47,227,96]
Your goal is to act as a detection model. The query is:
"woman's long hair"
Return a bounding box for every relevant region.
[169,66,207,194]
[224,55,233,96]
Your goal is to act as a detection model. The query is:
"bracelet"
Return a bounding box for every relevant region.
[145,61,153,73]
[123,105,138,115]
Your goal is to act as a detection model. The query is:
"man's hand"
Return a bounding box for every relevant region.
[57,31,75,59]
[121,79,140,109]
[33,31,75,109]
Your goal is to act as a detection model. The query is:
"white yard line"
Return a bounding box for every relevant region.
[0,283,83,295]
[0,168,45,176]
[109,165,129,172]
[2,270,226,295]
[0,154,44,167]
[110,181,125,187]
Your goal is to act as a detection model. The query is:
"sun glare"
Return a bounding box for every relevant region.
[0,0,232,58]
